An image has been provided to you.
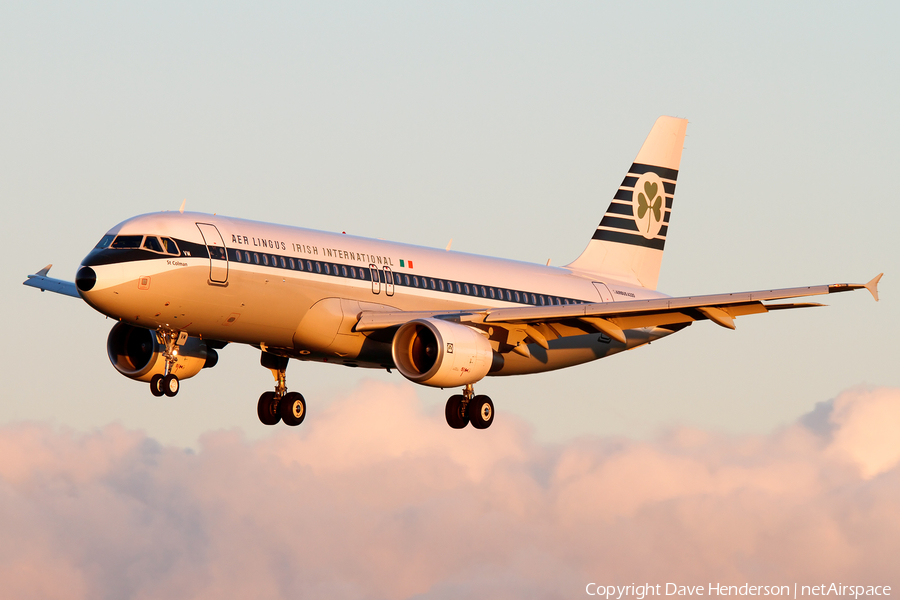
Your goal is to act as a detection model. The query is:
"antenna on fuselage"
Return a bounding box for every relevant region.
[179,199,186,214]
[445,239,453,251]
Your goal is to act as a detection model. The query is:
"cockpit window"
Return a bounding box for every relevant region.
[95,234,115,249]
[143,236,164,252]
[161,237,179,255]
[110,235,144,249]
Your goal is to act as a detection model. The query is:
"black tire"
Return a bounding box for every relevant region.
[162,374,179,397]
[150,374,165,397]
[257,391,280,426]
[445,395,469,429]
[468,395,494,429]
[280,392,306,426]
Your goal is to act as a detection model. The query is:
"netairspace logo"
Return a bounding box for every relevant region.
[586,584,893,599]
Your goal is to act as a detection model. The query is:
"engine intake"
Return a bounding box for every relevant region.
[391,318,493,387]
[107,322,217,382]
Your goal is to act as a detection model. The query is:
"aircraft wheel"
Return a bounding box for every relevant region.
[257,392,281,426]
[150,374,165,397]
[162,374,180,397]
[280,392,306,426]
[468,395,494,429]
[445,394,469,429]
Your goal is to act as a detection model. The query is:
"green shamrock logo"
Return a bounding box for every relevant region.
[636,181,663,233]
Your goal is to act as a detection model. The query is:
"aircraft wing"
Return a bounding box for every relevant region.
[355,274,883,345]
[23,265,81,298]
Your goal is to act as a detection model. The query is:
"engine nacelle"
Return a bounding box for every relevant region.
[392,318,493,387]
[107,322,218,383]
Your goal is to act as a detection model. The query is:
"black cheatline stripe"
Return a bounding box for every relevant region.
[628,163,679,181]
[89,237,598,307]
[621,176,638,188]
[666,198,673,210]
[599,215,639,232]
[605,203,634,217]
[664,181,676,195]
[592,229,666,250]
[82,239,209,267]
[659,225,668,236]
[228,248,591,307]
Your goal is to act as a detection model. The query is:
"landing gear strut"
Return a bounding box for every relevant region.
[150,329,184,397]
[257,351,306,427]
[445,384,494,430]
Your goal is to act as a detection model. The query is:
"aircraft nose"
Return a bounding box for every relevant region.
[75,266,96,292]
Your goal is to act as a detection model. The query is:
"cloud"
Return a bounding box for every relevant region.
[1,383,898,599]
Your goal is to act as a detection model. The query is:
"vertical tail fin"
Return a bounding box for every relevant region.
[565,116,688,290]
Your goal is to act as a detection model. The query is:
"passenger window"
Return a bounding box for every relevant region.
[234,251,242,263]
[324,263,330,275]
[439,280,445,291]
[254,253,260,264]
[289,258,295,269]
[430,279,436,290]
[481,286,487,297]
[464,283,470,295]
[350,267,357,278]
[342,266,348,277]
[262,255,268,266]
[404,275,410,286]
[315,262,322,273]
[95,234,115,249]
[539,296,546,305]
[306,261,313,271]
[530,294,537,304]
[489,288,495,299]
[111,235,143,249]
[280,257,286,268]
[515,291,521,302]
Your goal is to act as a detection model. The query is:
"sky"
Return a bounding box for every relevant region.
[1,1,899,596]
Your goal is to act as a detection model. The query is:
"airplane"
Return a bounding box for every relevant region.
[23,116,882,430]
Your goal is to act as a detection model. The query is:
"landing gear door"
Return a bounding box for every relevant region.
[592,282,614,303]
[196,223,229,284]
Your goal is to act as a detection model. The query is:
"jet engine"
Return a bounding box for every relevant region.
[106,322,218,382]
[391,318,493,387]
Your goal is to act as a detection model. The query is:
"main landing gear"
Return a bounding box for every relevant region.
[149,329,184,398]
[445,384,494,430]
[257,351,306,427]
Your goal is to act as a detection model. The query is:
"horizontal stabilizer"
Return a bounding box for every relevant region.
[23,265,80,298]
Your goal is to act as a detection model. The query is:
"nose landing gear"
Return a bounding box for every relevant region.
[445,384,494,430]
[257,351,306,427]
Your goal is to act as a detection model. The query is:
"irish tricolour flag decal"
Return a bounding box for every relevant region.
[399,259,414,268]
